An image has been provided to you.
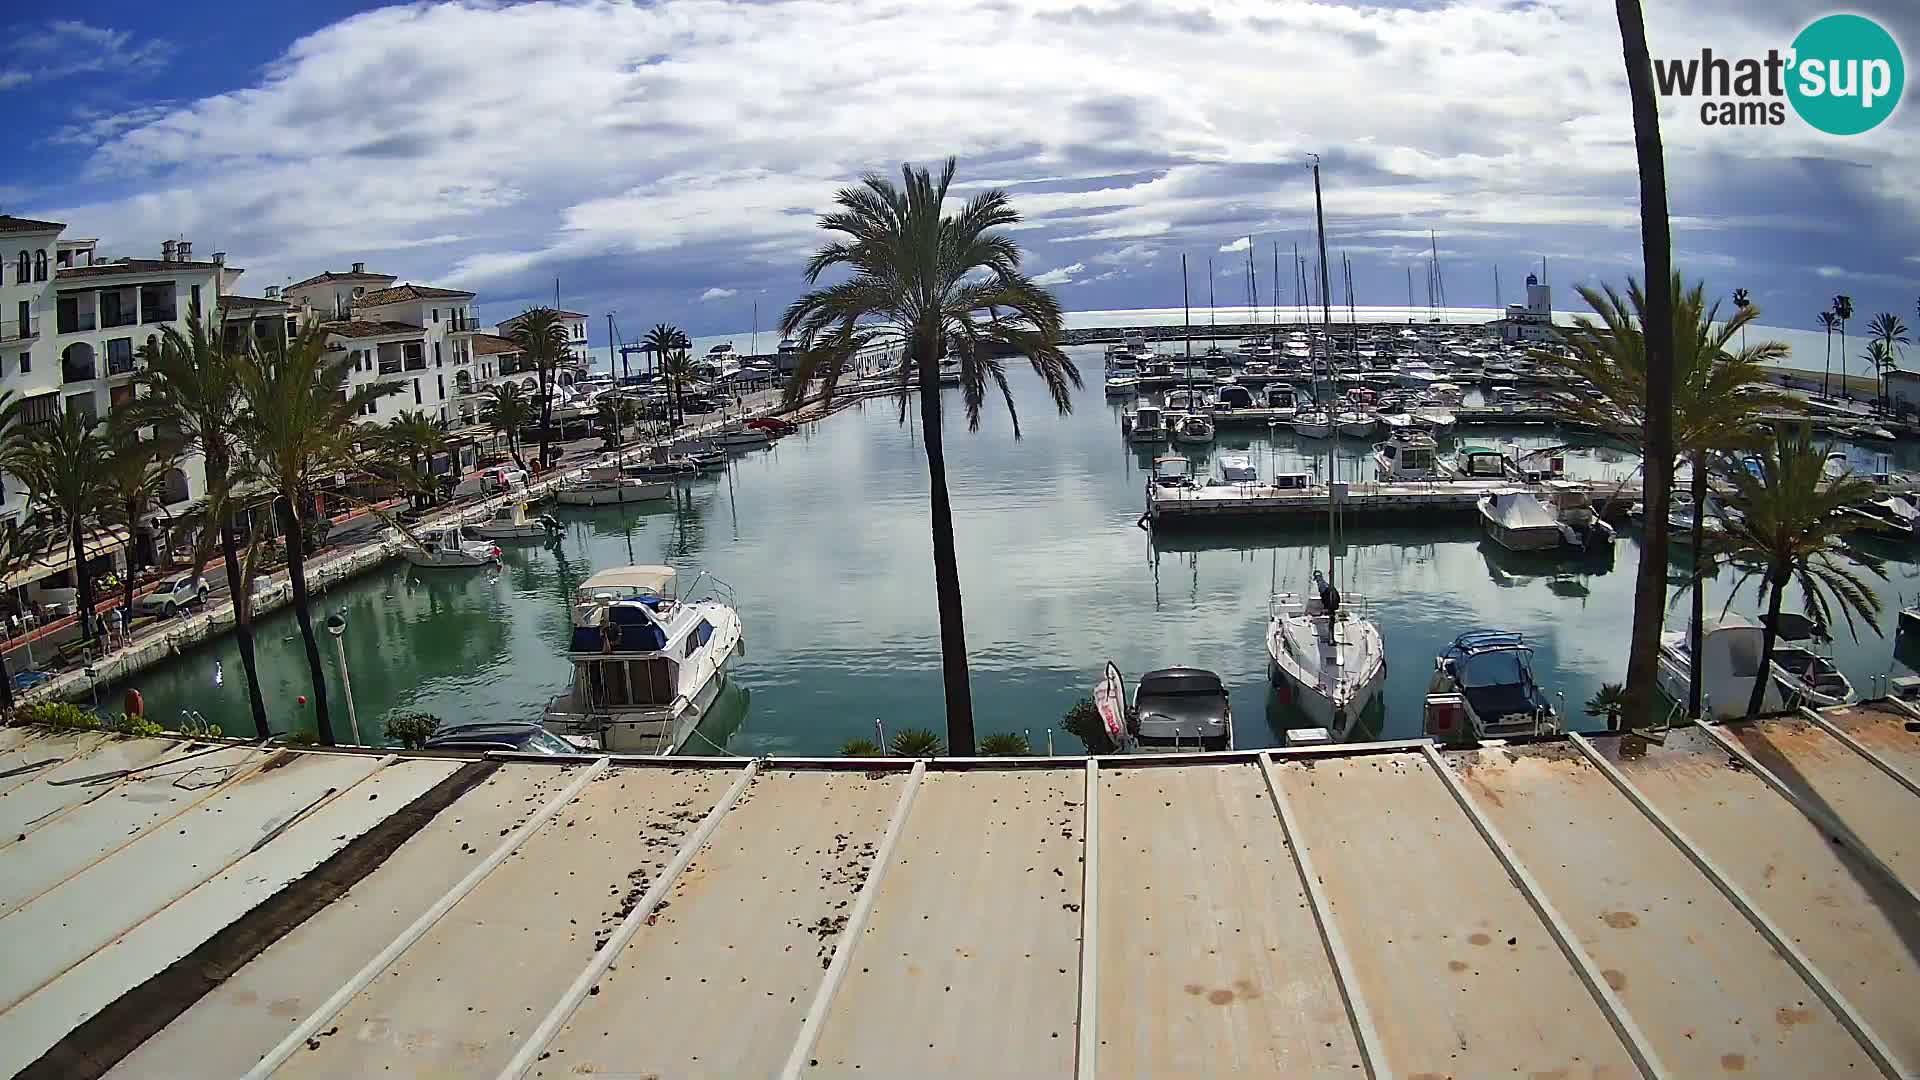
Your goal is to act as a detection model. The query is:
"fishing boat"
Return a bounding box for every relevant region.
[1172,413,1216,445]
[554,467,673,506]
[1763,613,1856,707]
[1127,403,1167,442]
[1656,618,1783,720]
[1267,160,1387,740]
[465,501,561,541]
[401,526,501,569]
[542,566,744,754]
[1477,490,1563,551]
[1425,631,1558,746]
[1372,431,1441,481]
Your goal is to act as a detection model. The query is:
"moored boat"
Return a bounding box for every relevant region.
[1172,413,1216,445]
[1477,490,1562,551]
[555,467,673,507]
[1129,667,1233,751]
[1656,618,1782,720]
[1127,403,1167,442]
[1267,571,1386,738]
[401,526,501,569]
[465,501,560,541]
[1424,630,1558,746]
[1372,430,1441,481]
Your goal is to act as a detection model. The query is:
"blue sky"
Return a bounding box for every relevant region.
[4,0,1917,356]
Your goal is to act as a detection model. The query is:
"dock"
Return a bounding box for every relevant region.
[4,705,1919,1077]
[1145,476,1645,526]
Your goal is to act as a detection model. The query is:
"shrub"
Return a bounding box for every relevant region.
[839,737,883,758]
[385,710,441,750]
[176,716,225,739]
[887,727,944,757]
[978,732,1031,757]
[18,701,100,731]
[1061,697,1116,755]
[283,731,320,747]
[110,712,166,737]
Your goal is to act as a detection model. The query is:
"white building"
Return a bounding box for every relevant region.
[1489,274,1554,344]
[289,278,480,427]
[497,308,591,367]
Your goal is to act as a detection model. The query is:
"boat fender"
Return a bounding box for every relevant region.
[124,688,144,717]
[1136,511,1151,531]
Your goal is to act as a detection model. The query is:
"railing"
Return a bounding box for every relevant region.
[378,359,402,375]
[447,315,483,332]
[141,308,178,325]
[107,353,136,376]
[57,312,96,334]
[62,362,97,384]
[101,309,138,330]
[0,317,38,342]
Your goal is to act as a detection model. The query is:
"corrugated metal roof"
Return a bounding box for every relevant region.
[3,704,1917,1080]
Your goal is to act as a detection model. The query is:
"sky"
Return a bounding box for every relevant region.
[4,0,1918,357]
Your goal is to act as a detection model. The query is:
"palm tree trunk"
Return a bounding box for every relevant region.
[1747,572,1784,717]
[918,340,974,756]
[218,517,271,738]
[1823,329,1832,398]
[71,526,97,646]
[1838,325,1847,400]
[1616,0,1678,732]
[1686,451,1706,717]
[122,500,138,619]
[538,365,555,468]
[280,498,335,744]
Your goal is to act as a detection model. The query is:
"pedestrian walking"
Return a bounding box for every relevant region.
[109,606,125,648]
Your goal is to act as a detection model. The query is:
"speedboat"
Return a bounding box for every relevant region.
[1478,490,1563,552]
[1822,451,1851,481]
[1442,444,1509,480]
[1165,387,1212,414]
[1292,410,1332,438]
[1173,413,1216,445]
[1105,370,1140,396]
[1763,613,1856,707]
[1214,384,1254,410]
[554,467,673,506]
[1373,431,1441,481]
[1335,411,1375,438]
[1425,631,1558,745]
[1848,494,1920,539]
[401,526,501,569]
[1267,571,1387,737]
[1127,403,1167,442]
[712,425,772,448]
[542,565,744,754]
[1632,491,1726,545]
[627,456,700,478]
[465,501,560,541]
[1657,617,1784,720]
[1128,667,1233,751]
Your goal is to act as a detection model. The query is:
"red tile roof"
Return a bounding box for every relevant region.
[287,269,395,290]
[220,295,290,312]
[354,284,475,305]
[0,215,66,235]
[55,259,234,280]
[319,319,425,339]
[470,334,521,356]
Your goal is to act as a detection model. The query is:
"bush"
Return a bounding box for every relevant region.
[283,731,320,747]
[1061,697,1117,755]
[887,727,944,757]
[176,715,224,739]
[18,700,100,731]
[110,712,166,737]
[385,710,441,750]
[978,732,1031,757]
[839,737,883,758]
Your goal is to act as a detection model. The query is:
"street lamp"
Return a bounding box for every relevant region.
[325,609,361,746]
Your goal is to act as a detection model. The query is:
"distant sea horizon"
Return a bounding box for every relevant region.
[613,304,1887,384]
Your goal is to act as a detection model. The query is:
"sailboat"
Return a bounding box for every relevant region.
[1267,159,1388,738]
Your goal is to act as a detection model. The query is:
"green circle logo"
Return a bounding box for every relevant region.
[1788,14,1904,135]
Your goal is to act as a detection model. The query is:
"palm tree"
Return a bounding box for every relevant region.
[509,308,571,469]
[1583,682,1628,733]
[132,315,272,737]
[1703,423,1883,717]
[1732,287,1750,350]
[643,323,688,384]
[659,349,696,426]
[1833,295,1855,399]
[1818,311,1839,398]
[1866,312,1908,411]
[97,418,177,618]
[234,324,401,744]
[1867,340,1898,415]
[1545,276,1793,717]
[481,382,532,468]
[1610,0,1679,733]
[382,410,446,506]
[0,411,112,646]
[781,158,1081,755]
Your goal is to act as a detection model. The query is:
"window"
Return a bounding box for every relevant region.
[13,252,26,284]
[436,373,444,399]
[432,309,439,323]
[434,341,442,366]
[189,284,201,314]
[18,351,29,375]
[18,393,57,426]
[32,251,46,282]
[412,378,421,405]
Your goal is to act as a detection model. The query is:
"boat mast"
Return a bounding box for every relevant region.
[1246,235,1258,329]
[1208,257,1217,340]
[1311,157,1338,589]
[1182,253,1192,362]
[606,312,622,445]
[1494,265,1502,309]
[749,300,758,356]
[1406,266,1415,323]
[1272,242,1281,336]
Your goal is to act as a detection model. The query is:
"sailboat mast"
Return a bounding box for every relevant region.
[1406,266,1415,323]
[1182,253,1192,361]
[1272,242,1281,333]
[1311,157,1337,588]
[1246,236,1258,327]
[1208,258,1217,338]
[1495,265,1502,309]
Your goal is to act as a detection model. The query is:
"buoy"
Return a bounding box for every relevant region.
[297,695,307,706]
[124,688,144,716]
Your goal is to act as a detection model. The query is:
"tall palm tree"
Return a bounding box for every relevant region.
[1610,0,1678,732]
[509,308,570,469]
[382,409,446,506]
[132,314,272,737]
[97,418,177,618]
[234,324,401,744]
[1703,424,1883,716]
[643,323,689,383]
[0,411,112,646]
[1545,275,1794,717]
[1732,287,1750,350]
[1833,295,1854,399]
[1818,310,1839,398]
[481,382,532,468]
[1866,312,1908,411]
[659,349,696,426]
[780,158,1081,754]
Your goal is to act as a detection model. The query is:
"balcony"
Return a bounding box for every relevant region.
[0,317,38,343]
[378,358,402,376]
[62,360,96,384]
[107,353,136,377]
[56,311,96,335]
[447,314,484,333]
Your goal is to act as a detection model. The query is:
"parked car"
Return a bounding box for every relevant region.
[423,720,585,755]
[134,574,212,618]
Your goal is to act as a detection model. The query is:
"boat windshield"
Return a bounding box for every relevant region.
[1456,648,1531,689]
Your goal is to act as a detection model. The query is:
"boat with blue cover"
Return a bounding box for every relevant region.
[1425,630,1558,745]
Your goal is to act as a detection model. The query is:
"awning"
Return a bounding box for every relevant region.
[1,526,131,591]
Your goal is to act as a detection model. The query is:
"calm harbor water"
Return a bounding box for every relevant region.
[113,344,1920,752]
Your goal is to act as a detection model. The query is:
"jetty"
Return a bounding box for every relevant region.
[3,704,1918,1077]
[1145,475,1644,526]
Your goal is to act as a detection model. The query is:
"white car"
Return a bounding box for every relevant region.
[134,574,211,618]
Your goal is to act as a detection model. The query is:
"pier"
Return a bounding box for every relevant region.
[1144,476,1645,526]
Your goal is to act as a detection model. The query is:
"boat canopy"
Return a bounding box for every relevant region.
[1136,667,1226,697]
[580,565,678,596]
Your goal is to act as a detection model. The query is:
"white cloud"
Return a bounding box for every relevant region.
[1033,262,1086,286]
[11,20,173,86]
[699,287,738,301]
[1218,237,1250,253]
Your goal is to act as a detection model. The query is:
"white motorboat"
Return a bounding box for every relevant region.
[1172,413,1216,445]
[1268,571,1387,737]
[1546,483,1617,548]
[1127,403,1167,442]
[1763,612,1856,708]
[1850,493,1920,539]
[1152,454,1200,490]
[401,526,501,569]
[465,500,560,541]
[1478,490,1563,552]
[1216,453,1258,484]
[1657,618,1783,720]
[1399,362,1442,388]
[1104,371,1140,396]
[542,566,744,754]
[1165,387,1213,414]
[1291,411,1332,438]
[1335,411,1375,438]
[1822,451,1851,481]
[1442,444,1510,480]
[1412,408,1457,434]
[1425,631,1558,745]
[555,467,673,506]
[937,359,963,386]
[1372,431,1441,481]
[1128,667,1233,751]
[712,426,772,448]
